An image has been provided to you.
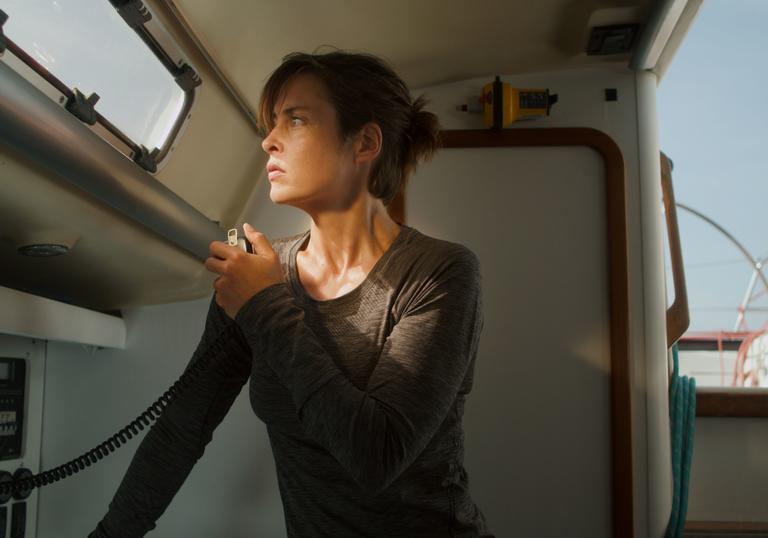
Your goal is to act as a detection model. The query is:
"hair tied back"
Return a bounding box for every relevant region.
[404,94,440,173]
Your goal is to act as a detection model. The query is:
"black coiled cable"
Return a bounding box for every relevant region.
[0,323,242,499]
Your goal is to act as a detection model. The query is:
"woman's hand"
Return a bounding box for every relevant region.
[205,223,284,319]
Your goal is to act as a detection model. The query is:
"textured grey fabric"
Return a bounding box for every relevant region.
[90,224,493,537]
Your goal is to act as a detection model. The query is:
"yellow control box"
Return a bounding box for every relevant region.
[478,76,557,128]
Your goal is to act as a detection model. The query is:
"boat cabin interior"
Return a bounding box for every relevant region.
[1,0,764,537]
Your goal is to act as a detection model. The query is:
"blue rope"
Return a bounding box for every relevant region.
[665,343,696,538]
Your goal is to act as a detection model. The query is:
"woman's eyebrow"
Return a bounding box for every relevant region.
[272,106,311,120]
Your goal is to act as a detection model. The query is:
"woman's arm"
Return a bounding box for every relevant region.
[89,296,252,538]
[234,247,483,494]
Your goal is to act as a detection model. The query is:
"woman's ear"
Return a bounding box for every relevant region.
[354,122,383,164]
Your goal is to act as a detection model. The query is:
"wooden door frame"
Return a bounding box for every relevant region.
[390,128,634,538]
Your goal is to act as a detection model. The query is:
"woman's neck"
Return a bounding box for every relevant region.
[300,198,402,278]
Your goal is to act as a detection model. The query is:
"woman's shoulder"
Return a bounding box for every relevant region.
[400,226,480,274]
[269,230,307,253]
[391,227,482,318]
[268,230,308,263]
[267,230,308,280]
[387,227,481,301]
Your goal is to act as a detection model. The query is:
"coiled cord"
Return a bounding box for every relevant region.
[0,324,242,499]
[665,342,696,538]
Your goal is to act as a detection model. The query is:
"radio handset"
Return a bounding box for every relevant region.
[227,228,253,253]
[0,228,251,499]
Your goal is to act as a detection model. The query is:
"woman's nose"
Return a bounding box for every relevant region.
[261,128,281,154]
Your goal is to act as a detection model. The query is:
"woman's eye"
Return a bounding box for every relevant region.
[290,116,304,126]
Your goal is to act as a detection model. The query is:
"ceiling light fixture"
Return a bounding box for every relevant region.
[15,230,80,257]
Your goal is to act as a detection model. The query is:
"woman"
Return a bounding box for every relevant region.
[90,51,493,538]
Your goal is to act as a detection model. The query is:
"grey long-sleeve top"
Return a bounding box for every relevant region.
[89,224,493,537]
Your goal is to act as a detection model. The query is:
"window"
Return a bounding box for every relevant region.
[659,0,768,390]
[0,0,200,172]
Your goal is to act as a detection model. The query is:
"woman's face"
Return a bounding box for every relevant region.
[261,74,361,211]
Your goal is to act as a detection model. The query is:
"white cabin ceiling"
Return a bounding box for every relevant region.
[0,0,669,313]
[165,0,653,111]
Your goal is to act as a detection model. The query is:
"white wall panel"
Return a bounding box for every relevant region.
[409,146,612,537]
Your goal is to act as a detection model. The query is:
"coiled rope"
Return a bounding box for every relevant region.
[665,342,696,538]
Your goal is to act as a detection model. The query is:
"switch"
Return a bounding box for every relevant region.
[0,506,7,538]
[9,502,23,538]
[0,472,12,505]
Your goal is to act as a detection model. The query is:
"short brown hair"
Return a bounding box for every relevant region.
[258,50,441,206]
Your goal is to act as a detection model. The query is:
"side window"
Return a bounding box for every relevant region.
[659,0,768,389]
[0,0,200,172]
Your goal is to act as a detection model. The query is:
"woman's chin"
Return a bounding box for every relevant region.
[269,185,324,212]
[268,184,286,202]
[269,188,300,208]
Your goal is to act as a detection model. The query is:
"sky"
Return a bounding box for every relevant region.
[658,0,768,333]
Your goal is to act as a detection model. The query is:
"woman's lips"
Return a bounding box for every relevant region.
[267,162,285,181]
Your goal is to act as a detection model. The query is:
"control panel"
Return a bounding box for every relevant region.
[0,359,25,461]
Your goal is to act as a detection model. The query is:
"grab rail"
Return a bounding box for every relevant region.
[661,151,690,348]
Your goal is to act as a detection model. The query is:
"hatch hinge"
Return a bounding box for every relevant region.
[133,145,160,173]
[66,88,101,125]
[109,0,152,29]
[175,63,202,92]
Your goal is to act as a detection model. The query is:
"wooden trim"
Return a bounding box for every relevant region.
[686,520,768,532]
[679,336,744,352]
[696,388,768,417]
[436,129,634,538]
[661,152,691,348]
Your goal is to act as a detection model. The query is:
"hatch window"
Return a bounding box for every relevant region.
[0,0,199,172]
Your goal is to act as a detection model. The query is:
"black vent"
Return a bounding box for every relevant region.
[587,24,640,55]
